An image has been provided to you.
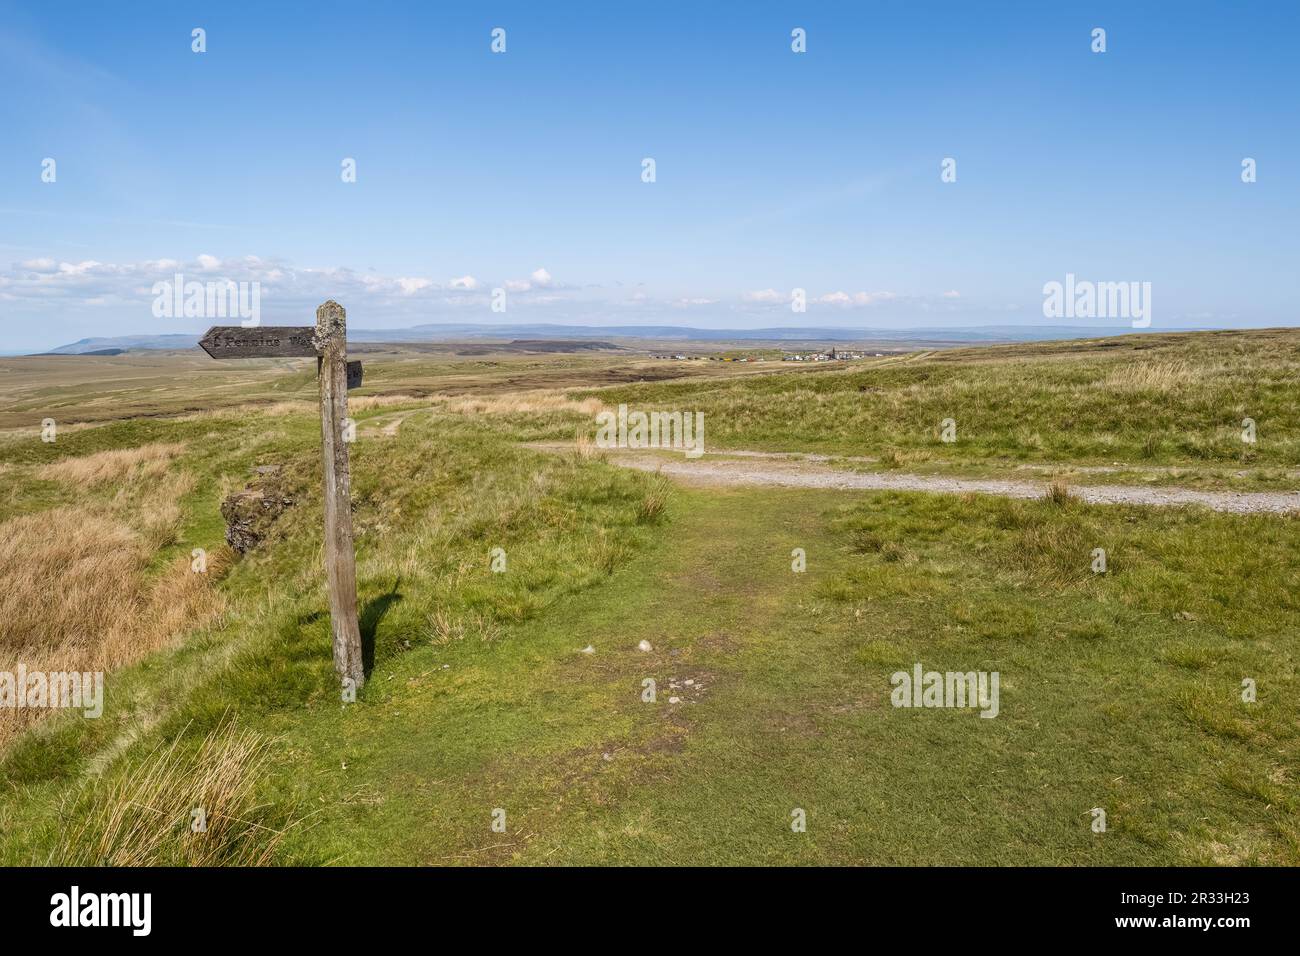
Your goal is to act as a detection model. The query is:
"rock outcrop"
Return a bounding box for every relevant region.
[220,465,295,554]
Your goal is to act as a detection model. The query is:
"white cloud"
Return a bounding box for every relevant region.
[58,260,107,275]
[501,268,566,293]
[817,290,896,307]
[943,289,961,298]
[0,255,430,307]
[1,255,935,333]
[397,277,434,295]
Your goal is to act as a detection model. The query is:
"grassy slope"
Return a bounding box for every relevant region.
[2,329,1297,864]
[0,400,669,860]
[581,329,1300,490]
[0,349,742,431]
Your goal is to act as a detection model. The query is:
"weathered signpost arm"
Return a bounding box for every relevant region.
[313,300,365,691]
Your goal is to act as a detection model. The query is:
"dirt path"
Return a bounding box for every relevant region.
[531,444,1300,515]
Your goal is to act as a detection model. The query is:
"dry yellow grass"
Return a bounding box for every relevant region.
[428,608,501,645]
[436,391,604,416]
[0,503,228,746]
[0,509,142,655]
[238,400,315,418]
[37,442,185,487]
[573,431,602,459]
[49,719,298,865]
[347,394,430,410]
[1101,360,1200,393]
[133,470,199,550]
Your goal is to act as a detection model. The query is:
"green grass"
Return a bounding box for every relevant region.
[5,456,1297,863]
[579,329,1300,487]
[2,330,1297,865]
[0,401,669,861]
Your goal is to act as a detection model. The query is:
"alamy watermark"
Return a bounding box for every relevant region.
[1,666,103,718]
[890,663,999,718]
[50,886,150,936]
[152,273,261,326]
[1042,273,1151,328]
[595,404,705,458]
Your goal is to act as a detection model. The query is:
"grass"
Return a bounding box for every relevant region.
[0,329,1297,865]
[48,718,298,866]
[0,395,668,860]
[0,347,748,431]
[579,329,1300,488]
[238,485,1294,865]
[0,493,227,746]
[36,442,186,487]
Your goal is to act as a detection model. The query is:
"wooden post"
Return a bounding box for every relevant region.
[314,300,365,691]
[199,316,366,690]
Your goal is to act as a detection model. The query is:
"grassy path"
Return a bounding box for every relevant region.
[274,477,1297,865]
[275,484,805,864]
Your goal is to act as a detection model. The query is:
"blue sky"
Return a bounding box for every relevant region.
[1,0,1296,351]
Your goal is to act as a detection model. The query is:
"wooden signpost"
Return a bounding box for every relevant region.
[200,301,365,691]
[199,326,318,359]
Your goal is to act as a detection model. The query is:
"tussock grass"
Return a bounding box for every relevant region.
[1103,360,1199,393]
[48,719,299,866]
[135,470,199,550]
[1045,480,1075,506]
[0,504,228,746]
[436,391,604,417]
[37,442,185,487]
[635,474,672,524]
[573,430,602,460]
[0,509,142,654]
[227,401,314,419]
[428,609,501,645]
[347,394,429,410]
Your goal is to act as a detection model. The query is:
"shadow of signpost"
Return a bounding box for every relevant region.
[359,577,403,677]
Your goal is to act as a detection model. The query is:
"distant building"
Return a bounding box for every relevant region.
[781,348,867,362]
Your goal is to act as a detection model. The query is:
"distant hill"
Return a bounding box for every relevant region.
[42,323,1150,355]
[45,334,201,354]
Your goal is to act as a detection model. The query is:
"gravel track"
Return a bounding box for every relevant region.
[531,444,1300,515]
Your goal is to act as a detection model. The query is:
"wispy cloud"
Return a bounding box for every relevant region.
[816,291,898,307]
[0,256,559,311]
